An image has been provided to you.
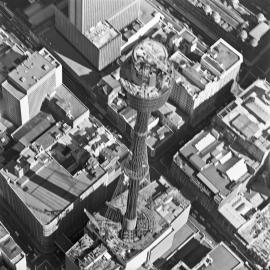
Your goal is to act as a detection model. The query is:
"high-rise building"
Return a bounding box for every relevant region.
[2,48,62,126]
[68,0,140,33]
[119,39,174,239]
[55,9,122,71]
[55,0,140,70]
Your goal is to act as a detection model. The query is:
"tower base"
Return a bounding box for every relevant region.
[120,210,155,242]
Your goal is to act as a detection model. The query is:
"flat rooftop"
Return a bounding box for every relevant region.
[147,124,173,150]
[8,51,55,93]
[203,242,243,270]
[119,106,137,123]
[176,128,258,197]
[219,188,266,230]
[0,222,24,264]
[84,21,119,49]
[219,193,255,230]
[138,0,157,24]
[238,203,270,266]
[170,36,242,95]
[66,235,120,270]
[48,83,88,120]
[12,112,56,147]
[205,39,242,71]
[0,116,126,226]
[171,242,243,270]
[249,22,270,41]
[1,158,92,225]
[92,177,190,263]
[52,116,125,172]
[216,79,270,159]
[100,74,121,95]
[0,236,23,263]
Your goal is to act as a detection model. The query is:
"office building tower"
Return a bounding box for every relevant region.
[119,38,174,239]
[56,0,140,71]
[2,48,62,126]
[68,0,140,32]
[55,8,122,71]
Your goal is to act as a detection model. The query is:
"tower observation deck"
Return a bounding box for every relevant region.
[120,38,174,241]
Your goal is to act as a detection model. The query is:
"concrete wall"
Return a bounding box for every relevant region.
[2,84,27,126]
[171,204,191,231]
[121,12,163,52]
[28,71,56,120]
[13,255,27,270]
[54,8,99,68]
[148,229,175,264]
[108,0,140,31]
[126,227,174,270]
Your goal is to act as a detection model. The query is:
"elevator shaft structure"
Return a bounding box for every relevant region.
[120,39,174,241]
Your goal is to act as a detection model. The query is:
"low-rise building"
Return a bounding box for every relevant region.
[0,222,26,270]
[155,102,186,132]
[95,75,177,157]
[168,31,243,124]
[0,85,128,252]
[66,234,121,270]
[218,189,266,232]
[147,123,174,158]
[171,242,245,270]
[237,203,270,268]
[43,83,89,128]
[171,127,261,233]
[215,79,270,163]
[0,27,29,86]
[171,0,270,66]
[95,72,185,158]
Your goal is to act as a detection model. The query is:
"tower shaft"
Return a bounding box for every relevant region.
[124,111,150,230]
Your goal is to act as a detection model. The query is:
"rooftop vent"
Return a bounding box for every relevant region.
[19,76,26,82]
[42,64,49,71]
